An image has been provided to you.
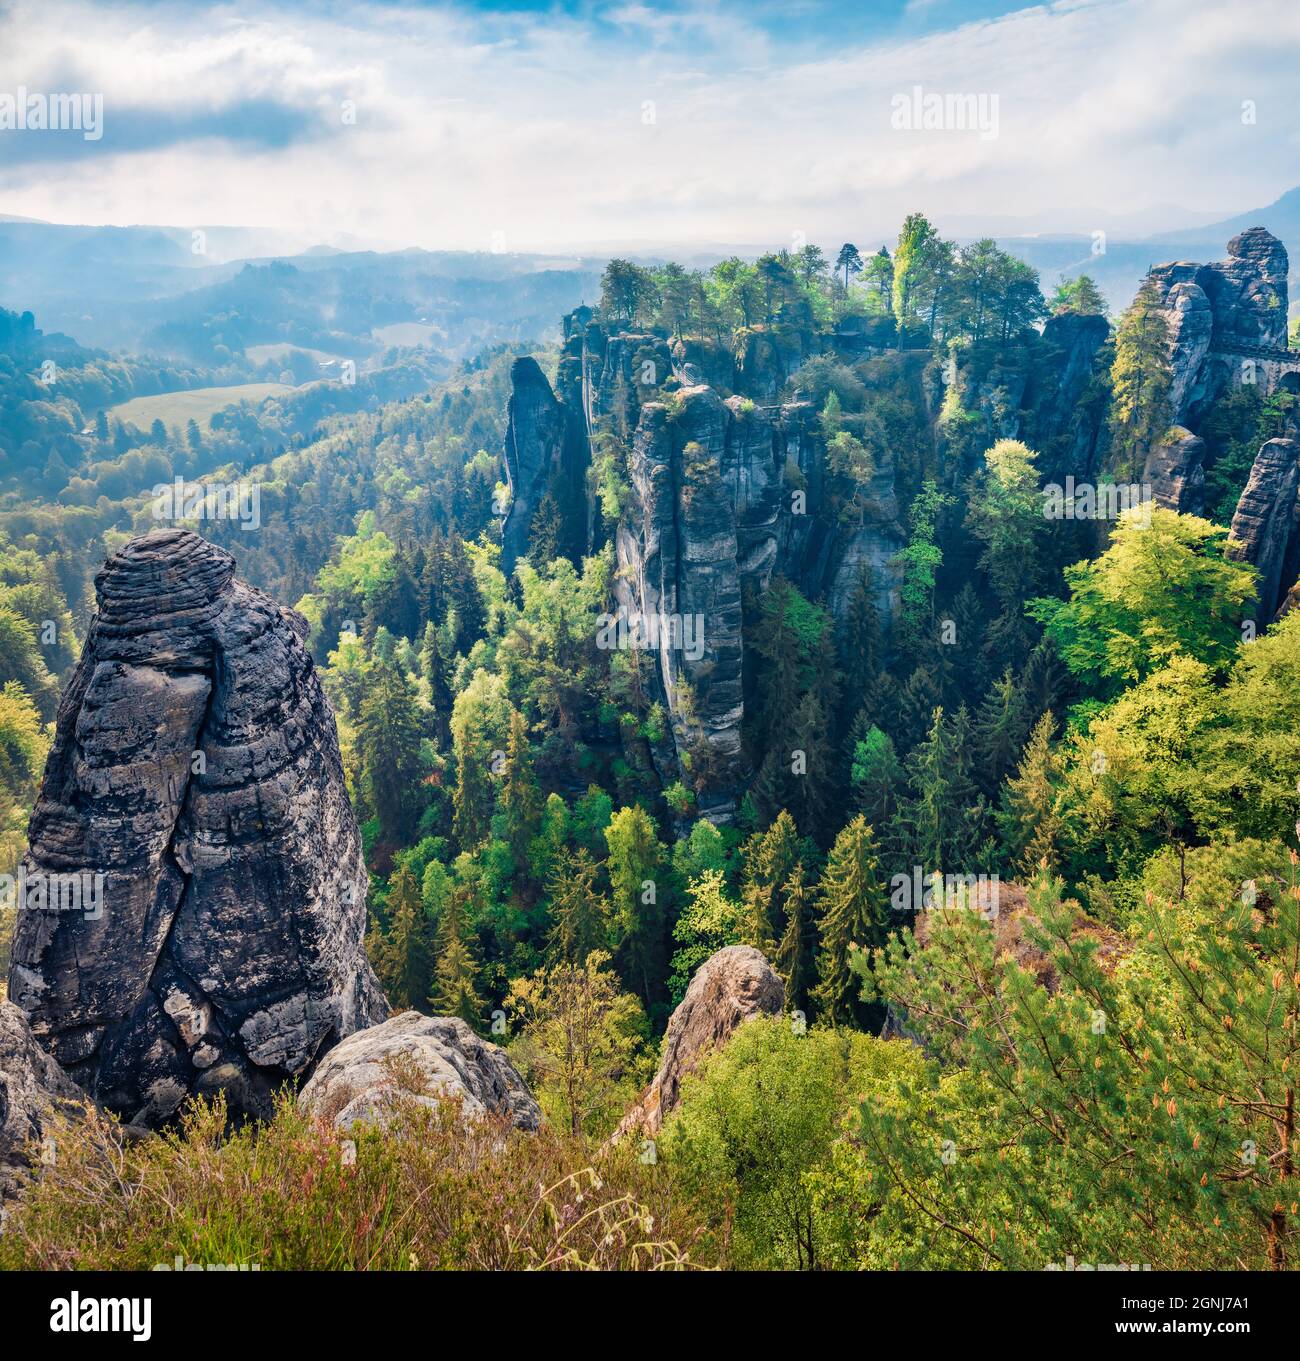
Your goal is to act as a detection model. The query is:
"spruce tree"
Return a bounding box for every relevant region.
[430,885,485,1029]
[740,809,802,954]
[997,710,1065,877]
[775,862,816,1015]
[545,847,610,963]
[812,815,888,1028]
[500,708,542,874]
[377,863,432,1011]
[972,669,1031,799]
[357,656,424,846]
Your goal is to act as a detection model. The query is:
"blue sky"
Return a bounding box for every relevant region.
[0,0,1296,252]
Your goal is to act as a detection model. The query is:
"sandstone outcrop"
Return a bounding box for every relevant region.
[1148,229,1293,427]
[297,1011,542,1133]
[1032,311,1111,484]
[613,945,784,1140]
[1228,436,1300,622]
[0,999,83,1198]
[7,529,387,1127]
[1144,428,1206,516]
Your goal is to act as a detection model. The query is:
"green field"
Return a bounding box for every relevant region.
[108,382,297,434]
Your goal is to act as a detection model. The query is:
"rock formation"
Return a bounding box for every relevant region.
[1144,428,1206,516]
[1228,436,1300,622]
[0,999,83,1198]
[1148,229,1294,427]
[505,299,1114,821]
[613,945,784,1141]
[7,529,387,1127]
[502,355,590,577]
[298,1011,542,1133]
[1032,311,1112,485]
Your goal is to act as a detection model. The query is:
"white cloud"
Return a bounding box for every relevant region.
[0,0,1296,250]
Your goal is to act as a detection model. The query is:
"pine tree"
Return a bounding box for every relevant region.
[375,863,432,1011]
[1110,276,1173,480]
[812,815,888,1028]
[430,885,484,1028]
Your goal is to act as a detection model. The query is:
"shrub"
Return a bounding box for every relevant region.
[0,1092,724,1271]
[659,1017,923,1269]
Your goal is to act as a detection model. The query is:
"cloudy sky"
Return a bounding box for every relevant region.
[0,0,1297,253]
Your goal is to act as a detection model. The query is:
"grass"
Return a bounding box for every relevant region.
[0,1090,725,1271]
[107,383,297,435]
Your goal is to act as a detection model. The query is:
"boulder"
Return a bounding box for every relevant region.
[614,945,784,1140]
[0,1000,83,1198]
[297,1012,542,1133]
[8,529,387,1127]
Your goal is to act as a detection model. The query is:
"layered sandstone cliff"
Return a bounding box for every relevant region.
[7,529,388,1127]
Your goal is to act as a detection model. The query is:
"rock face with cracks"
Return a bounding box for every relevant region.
[7,529,388,1127]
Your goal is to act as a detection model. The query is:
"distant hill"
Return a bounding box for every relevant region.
[0,219,603,360]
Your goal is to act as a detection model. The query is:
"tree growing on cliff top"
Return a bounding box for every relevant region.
[1109,276,1173,479]
[599,259,659,327]
[835,243,864,293]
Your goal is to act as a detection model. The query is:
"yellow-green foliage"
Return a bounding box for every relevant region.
[659,1016,925,1270]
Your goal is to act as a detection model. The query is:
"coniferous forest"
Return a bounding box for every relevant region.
[1,0,1299,1322]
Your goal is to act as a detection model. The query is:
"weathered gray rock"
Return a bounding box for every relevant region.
[614,945,784,1140]
[8,529,387,1127]
[1202,228,1290,352]
[298,1011,542,1133]
[1149,229,1291,427]
[0,1000,83,1198]
[502,356,568,576]
[616,385,746,820]
[1144,427,1206,516]
[1034,311,1111,483]
[1228,437,1300,622]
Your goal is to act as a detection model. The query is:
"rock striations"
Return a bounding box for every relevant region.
[7,529,387,1127]
[1148,228,1295,427]
[614,944,784,1141]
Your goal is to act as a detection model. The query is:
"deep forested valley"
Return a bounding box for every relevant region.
[2,211,1299,1276]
